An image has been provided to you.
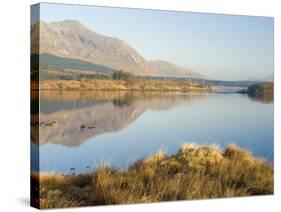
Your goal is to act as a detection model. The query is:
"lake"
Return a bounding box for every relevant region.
[31,90,274,174]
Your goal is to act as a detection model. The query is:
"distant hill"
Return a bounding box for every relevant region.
[203,79,259,87]
[31,20,203,78]
[263,74,274,81]
[248,74,274,82]
[31,53,116,74]
[149,60,203,79]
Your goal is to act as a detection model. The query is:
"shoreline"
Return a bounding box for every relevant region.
[31,79,212,92]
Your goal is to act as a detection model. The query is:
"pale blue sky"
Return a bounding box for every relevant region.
[34,3,274,81]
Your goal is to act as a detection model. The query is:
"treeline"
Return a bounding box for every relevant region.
[31,68,209,88]
[248,82,273,95]
[111,70,207,86]
[238,82,274,95]
[32,69,141,81]
[31,66,112,81]
[112,70,138,80]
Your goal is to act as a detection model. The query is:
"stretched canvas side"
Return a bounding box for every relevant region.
[30,3,40,209]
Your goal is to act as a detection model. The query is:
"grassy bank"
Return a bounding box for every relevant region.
[31,79,211,91]
[31,144,273,209]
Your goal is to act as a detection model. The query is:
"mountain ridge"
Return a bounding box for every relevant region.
[31,20,203,78]
[248,74,274,82]
[31,20,160,76]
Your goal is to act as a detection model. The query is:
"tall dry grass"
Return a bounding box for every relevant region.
[32,79,212,91]
[32,144,273,209]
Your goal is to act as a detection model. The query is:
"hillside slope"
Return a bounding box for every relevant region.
[31,53,115,74]
[149,60,204,78]
[31,20,203,78]
[31,20,160,76]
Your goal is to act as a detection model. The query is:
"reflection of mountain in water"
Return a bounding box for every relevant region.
[31,91,208,146]
[247,93,273,104]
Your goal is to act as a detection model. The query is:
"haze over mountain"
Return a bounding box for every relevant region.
[248,74,274,82]
[31,20,203,78]
[149,60,204,79]
[261,74,274,81]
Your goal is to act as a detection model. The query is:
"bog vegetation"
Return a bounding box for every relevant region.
[31,75,211,91]
[31,144,273,209]
[248,82,273,95]
[239,82,273,95]
[30,54,211,91]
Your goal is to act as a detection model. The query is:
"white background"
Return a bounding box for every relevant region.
[0,0,280,211]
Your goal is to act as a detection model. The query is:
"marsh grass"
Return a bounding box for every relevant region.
[33,79,212,91]
[32,144,273,209]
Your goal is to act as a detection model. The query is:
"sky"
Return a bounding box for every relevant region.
[33,3,274,81]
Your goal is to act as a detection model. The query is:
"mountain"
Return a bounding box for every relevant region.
[32,53,115,74]
[263,74,274,81]
[248,74,274,82]
[31,20,161,76]
[31,20,203,78]
[149,60,204,78]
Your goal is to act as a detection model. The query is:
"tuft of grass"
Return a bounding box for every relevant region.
[33,144,273,208]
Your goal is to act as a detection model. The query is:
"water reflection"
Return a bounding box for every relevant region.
[247,93,274,104]
[32,91,209,146]
[31,91,273,173]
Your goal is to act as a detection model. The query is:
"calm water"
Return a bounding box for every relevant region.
[31,91,274,174]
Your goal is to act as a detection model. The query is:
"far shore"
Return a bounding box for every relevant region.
[31,79,212,92]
